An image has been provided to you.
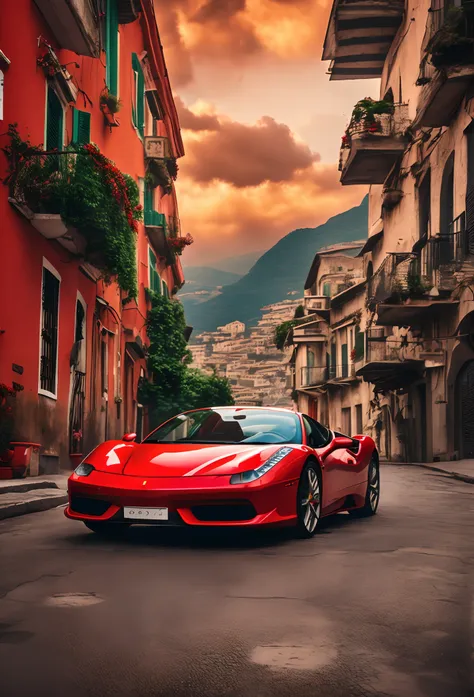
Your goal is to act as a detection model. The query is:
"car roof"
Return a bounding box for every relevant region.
[183,406,301,415]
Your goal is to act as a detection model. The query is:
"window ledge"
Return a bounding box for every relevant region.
[38,389,58,401]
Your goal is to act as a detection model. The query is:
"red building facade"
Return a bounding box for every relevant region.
[0,0,186,474]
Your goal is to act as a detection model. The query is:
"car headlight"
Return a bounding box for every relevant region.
[230,447,293,484]
[74,463,95,477]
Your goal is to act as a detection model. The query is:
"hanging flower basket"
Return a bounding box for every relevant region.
[168,233,194,255]
[100,102,120,128]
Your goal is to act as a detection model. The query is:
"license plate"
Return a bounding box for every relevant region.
[123,507,168,521]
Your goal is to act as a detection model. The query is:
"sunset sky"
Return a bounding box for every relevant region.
[154,0,379,266]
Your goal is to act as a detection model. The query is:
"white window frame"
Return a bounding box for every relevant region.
[38,258,61,400]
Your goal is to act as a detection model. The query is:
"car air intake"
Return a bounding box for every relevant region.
[70,495,111,516]
[191,502,257,522]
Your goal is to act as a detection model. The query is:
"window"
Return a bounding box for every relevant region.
[162,280,169,299]
[132,53,145,138]
[342,407,352,436]
[355,404,363,434]
[149,248,161,294]
[46,86,64,151]
[105,0,119,96]
[341,343,348,378]
[144,183,154,224]
[354,327,365,361]
[440,153,454,236]
[322,282,331,297]
[302,416,331,448]
[39,262,60,397]
[72,108,91,145]
[418,169,431,240]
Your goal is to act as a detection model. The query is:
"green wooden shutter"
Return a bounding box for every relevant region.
[132,53,145,138]
[46,87,63,151]
[355,329,365,360]
[330,343,336,378]
[323,282,331,297]
[106,0,119,95]
[162,281,169,299]
[72,109,91,145]
[144,185,154,224]
[341,344,348,378]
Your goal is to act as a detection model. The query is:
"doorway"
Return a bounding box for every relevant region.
[456,360,474,457]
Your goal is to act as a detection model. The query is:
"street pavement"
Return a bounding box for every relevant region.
[0,466,472,697]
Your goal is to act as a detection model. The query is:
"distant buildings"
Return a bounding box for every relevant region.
[189,301,302,407]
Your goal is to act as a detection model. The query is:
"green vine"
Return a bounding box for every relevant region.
[138,293,234,427]
[2,125,140,298]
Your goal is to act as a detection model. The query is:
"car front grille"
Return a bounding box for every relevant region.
[70,495,111,516]
[191,502,257,522]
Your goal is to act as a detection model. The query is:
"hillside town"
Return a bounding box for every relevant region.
[189,298,302,407]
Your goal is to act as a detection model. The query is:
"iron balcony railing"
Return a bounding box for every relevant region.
[339,103,410,173]
[418,1,474,83]
[300,367,328,387]
[421,212,468,283]
[368,252,416,305]
[366,335,440,363]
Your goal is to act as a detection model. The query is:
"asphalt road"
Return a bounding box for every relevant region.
[0,466,472,697]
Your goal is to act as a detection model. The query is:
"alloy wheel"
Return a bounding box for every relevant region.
[300,467,321,534]
[368,459,380,513]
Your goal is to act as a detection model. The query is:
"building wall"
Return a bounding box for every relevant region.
[0,1,184,471]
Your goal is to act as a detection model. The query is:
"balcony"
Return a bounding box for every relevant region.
[144,136,171,160]
[421,213,469,291]
[293,322,328,345]
[323,0,405,81]
[339,102,410,185]
[8,150,87,256]
[413,2,474,128]
[34,0,99,57]
[303,295,330,314]
[300,367,329,388]
[368,252,456,325]
[356,333,425,390]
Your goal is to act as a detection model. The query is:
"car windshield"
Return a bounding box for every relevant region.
[144,408,303,445]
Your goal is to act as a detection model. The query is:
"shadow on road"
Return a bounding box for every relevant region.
[63,511,359,551]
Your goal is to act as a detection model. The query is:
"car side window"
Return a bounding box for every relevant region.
[303,416,332,448]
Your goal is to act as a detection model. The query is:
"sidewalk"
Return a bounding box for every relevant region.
[0,473,69,520]
[386,459,474,484]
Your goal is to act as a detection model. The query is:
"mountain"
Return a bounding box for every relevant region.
[181,266,242,291]
[212,250,265,275]
[184,196,368,333]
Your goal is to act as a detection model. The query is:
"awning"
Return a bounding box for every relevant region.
[356,359,424,391]
[357,230,383,257]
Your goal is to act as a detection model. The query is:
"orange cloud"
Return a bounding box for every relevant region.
[181,110,319,187]
[154,0,332,86]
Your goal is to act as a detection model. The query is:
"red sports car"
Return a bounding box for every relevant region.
[65,407,380,538]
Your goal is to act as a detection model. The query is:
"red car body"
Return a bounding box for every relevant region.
[65,407,377,531]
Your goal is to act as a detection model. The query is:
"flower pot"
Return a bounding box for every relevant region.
[100,103,120,128]
[10,442,41,478]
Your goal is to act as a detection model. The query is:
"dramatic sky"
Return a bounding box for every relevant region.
[154,0,379,266]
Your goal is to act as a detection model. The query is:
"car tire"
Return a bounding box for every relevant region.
[295,460,322,538]
[84,521,131,536]
[350,453,380,518]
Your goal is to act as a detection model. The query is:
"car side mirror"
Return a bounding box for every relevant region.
[329,435,354,453]
[122,433,137,442]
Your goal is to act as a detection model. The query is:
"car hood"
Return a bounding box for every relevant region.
[85,441,290,477]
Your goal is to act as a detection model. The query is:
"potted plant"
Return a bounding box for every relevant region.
[351,97,394,133]
[100,90,122,127]
[168,233,194,255]
[427,6,474,69]
[146,159,172,193]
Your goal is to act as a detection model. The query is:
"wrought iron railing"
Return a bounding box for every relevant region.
[339,103,410,172]
[300,367,328,387]
[366,335,441,363]
[417,1,474,83]
[368,252,416,304]
[420,212,467,285]
[7,150,77,212]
